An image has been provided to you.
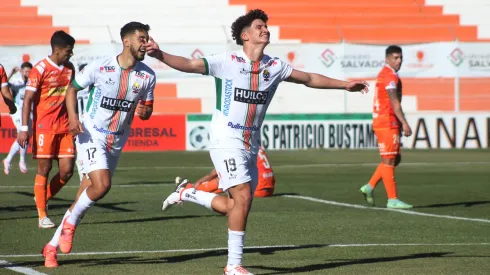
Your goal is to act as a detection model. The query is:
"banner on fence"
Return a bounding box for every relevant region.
[2,42,490,80]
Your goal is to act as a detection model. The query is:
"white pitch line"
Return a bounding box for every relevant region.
[1,243,490,258]
[112,161,490,171]
[0,184,171,189]
[283,195,490,224]
[0,260,47,275]
[14,161,485,172]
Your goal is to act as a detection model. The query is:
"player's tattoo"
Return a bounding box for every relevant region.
[387,89,399,101]
[155,50,164,62]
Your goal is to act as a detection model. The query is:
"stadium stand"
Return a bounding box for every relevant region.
[0,0,489,113]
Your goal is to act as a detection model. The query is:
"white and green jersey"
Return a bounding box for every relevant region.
[203,50,292,153]
[73,56,155,151]
[9,75,32,128]
[9,75,27,109]
[77,86,90,120]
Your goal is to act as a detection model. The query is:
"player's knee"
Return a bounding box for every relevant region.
[231,185,252,209]
[37,163,52,177]
[91,177,111,198]
[59,170,74,182]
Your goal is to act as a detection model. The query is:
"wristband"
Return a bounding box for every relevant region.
[20,126,29,132]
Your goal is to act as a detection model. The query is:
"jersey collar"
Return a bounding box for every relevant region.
[239,49,267,65]
[385,64,398,75]
[46,56,64,71]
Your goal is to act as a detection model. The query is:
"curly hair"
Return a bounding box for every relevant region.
[231,9,269,46]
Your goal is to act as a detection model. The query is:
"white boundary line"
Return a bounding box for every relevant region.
[13,161,490,172]
[283,195,490,224]
[1,243,490,258]
[113,161,490,170]
[0,184,170,189]
[0,260,47,275]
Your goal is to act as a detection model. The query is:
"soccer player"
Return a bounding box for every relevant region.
[17,31,76,227]
[17,31,77,228]
[75,63,90,181]
[3,62,33,175]
[149,10,368,275]
[40,22,155,268]
[0,63,17,126]
[174,146,275,198]
[359,45,413,209]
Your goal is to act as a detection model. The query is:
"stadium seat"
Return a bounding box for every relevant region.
[0,0,486,44]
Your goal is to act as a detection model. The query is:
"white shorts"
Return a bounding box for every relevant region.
[76,132,120,176]
[11,115,21,130]
[209,148,258,192]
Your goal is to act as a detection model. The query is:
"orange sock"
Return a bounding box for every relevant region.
[34,174,48,219]
[368,162,383,188]
[381,164,397,199]
[46,173,67,200]
[196,179,220,193]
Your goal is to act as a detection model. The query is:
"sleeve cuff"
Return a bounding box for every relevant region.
[1,83,8,88]
[202,58,209,75]
[26,86,36,92]
[72,79,84,90]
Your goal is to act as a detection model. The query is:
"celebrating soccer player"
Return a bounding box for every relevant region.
[40,22,155,268]
[147,9,368,275]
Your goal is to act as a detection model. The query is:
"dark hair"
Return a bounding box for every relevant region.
[78,63,88,71]
[231,9,268,45]
[21,62,32,69]
[386,45,402,57]
[120,22,150,40]
[50,30,75,49]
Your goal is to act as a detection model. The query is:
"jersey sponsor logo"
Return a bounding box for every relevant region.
[231,55,246,63]
[239,68,249,75]
[106,78,115,85]
[223,79,232,116]
[263,172,274,178]
[234,88,269,104]
[263,69,270,81]
[135,71,149,79]
[100,96,134,112]
[92,124,124,136]
[100,66,116,72]
[266,59,278,67]
[47,86,68,96]
[89,88,102,119]
[227,122,259,132]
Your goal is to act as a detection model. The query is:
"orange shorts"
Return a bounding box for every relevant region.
[375,128,401,159]
[33,132,75,159]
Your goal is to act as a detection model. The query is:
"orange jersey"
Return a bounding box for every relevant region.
[0,64,7,88]
[26,57,74,134]
[0,64,8,127]
[256,146,275,190]
[373,65,402,130]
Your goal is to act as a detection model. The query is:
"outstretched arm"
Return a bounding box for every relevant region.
[145,37,206,74]
[286,69,369,93]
